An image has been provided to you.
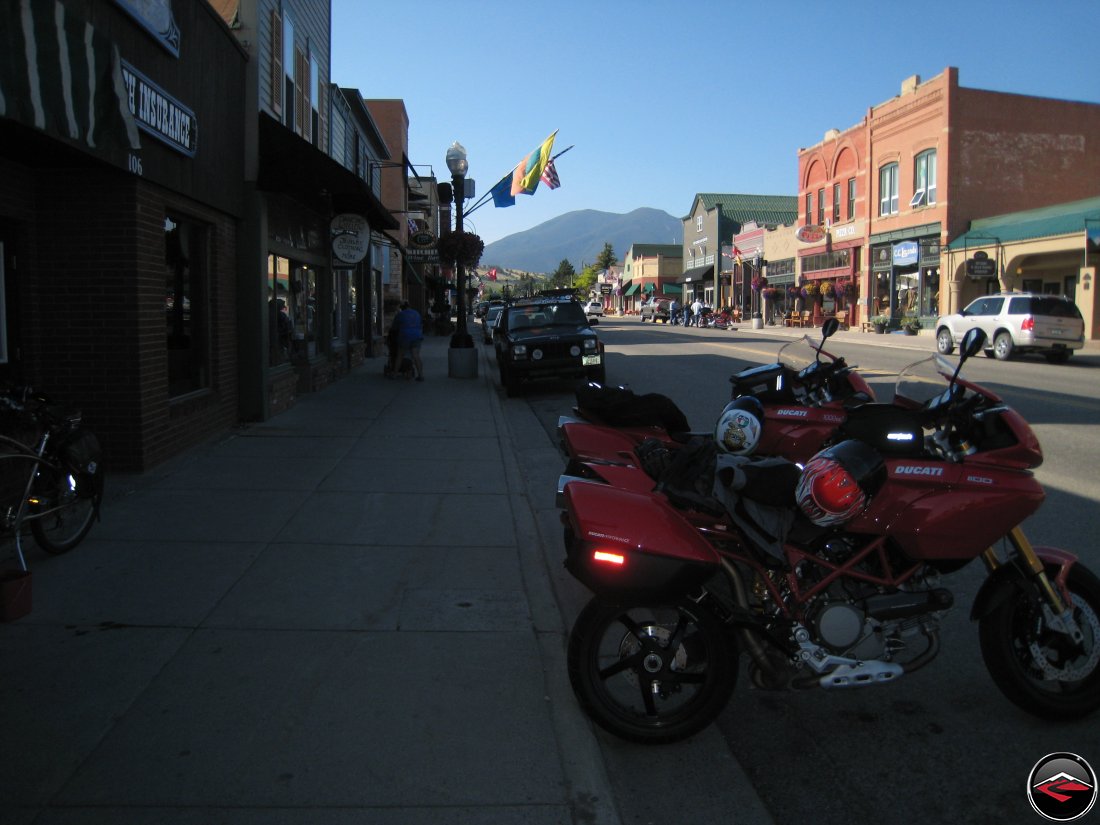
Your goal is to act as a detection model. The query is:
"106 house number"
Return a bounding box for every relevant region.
[128,154,143,176]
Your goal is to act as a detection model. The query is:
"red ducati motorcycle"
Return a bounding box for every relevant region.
[559,330,1100,744]
[558,318,873,476]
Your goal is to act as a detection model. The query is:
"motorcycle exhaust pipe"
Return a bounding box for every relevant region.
[719,557,786,686]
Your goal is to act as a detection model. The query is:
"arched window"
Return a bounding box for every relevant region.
[879,163,899,216]
[912,150,937,207]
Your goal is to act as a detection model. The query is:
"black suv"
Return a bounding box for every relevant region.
[493,295,605,396]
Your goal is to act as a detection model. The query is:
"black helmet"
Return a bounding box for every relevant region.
[715,396,765,455]
[795,440,885,526]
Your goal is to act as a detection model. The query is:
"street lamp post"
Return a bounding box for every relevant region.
[445,141,477,377]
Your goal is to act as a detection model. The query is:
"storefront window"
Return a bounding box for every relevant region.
[291,267,317,359]
[267,255,316,365]
[165,215,209,397]
[331,270,346,346]
[920,266,939,316]
[874,271,891,317]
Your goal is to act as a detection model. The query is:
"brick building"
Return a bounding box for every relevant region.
[797,68,1100,332]
[621,244,682,312]
[0,1,246,470]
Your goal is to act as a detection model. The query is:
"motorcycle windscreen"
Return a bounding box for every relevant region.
[563,482,720,599]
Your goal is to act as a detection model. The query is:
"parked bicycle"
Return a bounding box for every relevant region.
[0,385,104,571]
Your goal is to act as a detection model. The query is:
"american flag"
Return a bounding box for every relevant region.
[540,158,560,190]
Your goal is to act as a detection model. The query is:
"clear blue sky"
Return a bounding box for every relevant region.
[331,0,1100,247]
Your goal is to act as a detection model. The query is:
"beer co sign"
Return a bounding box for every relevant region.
[406,229,439,263]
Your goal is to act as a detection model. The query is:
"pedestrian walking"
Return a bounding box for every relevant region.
[691,298,703,327]
[392,301,425,381]
[669,299,679,325]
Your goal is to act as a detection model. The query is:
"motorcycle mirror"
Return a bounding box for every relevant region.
[949,328,987,385]
[813,317,840,363]
[960,327,986,360]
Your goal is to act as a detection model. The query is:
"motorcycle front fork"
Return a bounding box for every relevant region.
[982,526,1085,646]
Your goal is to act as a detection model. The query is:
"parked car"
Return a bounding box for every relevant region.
[639,298,671,323]
[583,300,605,317]
[481,304,503,344]
[934,292,1084,362]
[493,294,604,396]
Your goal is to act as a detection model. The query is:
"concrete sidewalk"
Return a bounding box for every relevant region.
[1,333,652,825]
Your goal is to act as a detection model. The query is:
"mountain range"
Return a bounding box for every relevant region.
[481,207,683,274]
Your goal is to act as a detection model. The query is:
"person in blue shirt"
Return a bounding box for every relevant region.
[392,302,425,381]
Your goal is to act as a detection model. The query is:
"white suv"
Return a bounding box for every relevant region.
[934,293,1084,363]
[583,300,605,317]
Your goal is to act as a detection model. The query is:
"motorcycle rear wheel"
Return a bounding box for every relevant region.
[567,596,737,744]
[979,563,1100,719]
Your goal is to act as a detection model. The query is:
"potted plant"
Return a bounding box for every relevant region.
[903,313,922,335]
[437,230,485,268]
[871,315,888,334]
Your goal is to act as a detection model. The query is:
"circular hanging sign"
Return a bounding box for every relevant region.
[331,213,370,264]
[796,224,827,243]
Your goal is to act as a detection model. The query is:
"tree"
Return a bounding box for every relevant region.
[575,263,600,294]
[551,259,576,289]
[596,243,617,271]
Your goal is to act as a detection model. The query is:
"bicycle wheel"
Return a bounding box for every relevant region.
[29,465,99,554]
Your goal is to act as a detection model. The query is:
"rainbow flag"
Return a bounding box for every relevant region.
[510,131,558,196]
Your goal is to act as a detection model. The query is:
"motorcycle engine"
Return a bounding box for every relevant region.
[804,572,953,661]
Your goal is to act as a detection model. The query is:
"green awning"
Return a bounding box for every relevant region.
[624,283,640,296]
[662,283,682,294]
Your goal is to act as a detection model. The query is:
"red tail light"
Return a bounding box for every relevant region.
[1022,317,1034,331]
[593,550,625,566]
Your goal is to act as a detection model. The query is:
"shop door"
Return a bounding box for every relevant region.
[0,226,20,381]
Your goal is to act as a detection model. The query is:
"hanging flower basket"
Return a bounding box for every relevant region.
[750,275,767,292]
[761,287,778,300]
[820,281,835,298]
[836,281,854,297]
[437,231,485,268]
[787,285,801,297]
[801,282,820,299]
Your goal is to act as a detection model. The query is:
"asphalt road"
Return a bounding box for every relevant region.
[512,318,1100,825]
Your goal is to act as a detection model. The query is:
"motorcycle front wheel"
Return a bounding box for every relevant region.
[979,563,1100,719]
[567,596,737,744]
[29,466,99,554]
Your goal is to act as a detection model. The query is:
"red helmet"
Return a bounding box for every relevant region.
[796,441,885,526]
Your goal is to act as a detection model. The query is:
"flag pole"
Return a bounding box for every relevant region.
[463,168,517,217]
